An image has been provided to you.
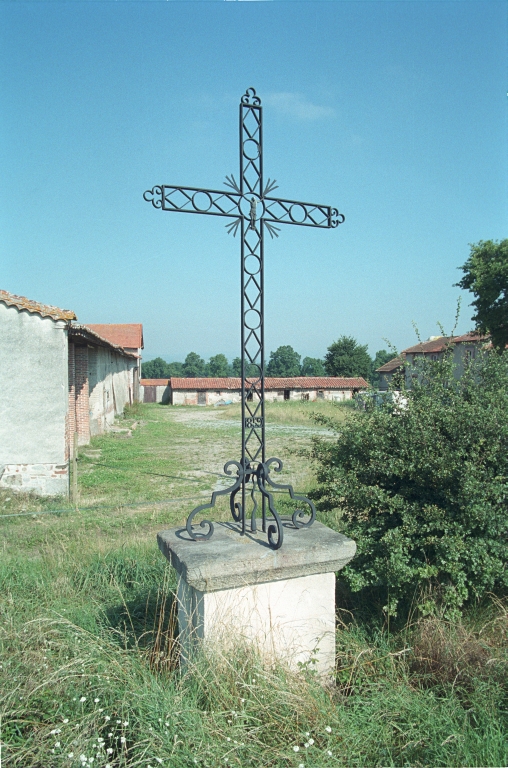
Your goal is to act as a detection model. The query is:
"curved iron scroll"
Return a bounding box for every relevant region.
[186,461,244,541]
[185,456,313,550]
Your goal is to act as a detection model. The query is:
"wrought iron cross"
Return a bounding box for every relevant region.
[144,87,344,549]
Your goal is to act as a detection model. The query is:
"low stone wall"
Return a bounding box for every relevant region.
[0,463,69,496]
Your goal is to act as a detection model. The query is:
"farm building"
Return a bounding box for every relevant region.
[376,333,487,391]
[0,290,141,496]
[141,376,369,405]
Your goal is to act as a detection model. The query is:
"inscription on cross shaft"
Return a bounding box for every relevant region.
[144,87,344,550]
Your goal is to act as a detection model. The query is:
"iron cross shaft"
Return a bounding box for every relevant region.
[143,87,344,549]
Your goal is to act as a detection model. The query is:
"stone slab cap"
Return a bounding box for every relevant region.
[157,520,356,592]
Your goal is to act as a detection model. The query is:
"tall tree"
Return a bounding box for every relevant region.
[457,239,508,351]
[141,357,170,379]
[371,349,394,388]
[167,361,184,377]
[183,352,206,378]
[266,345,302,377]
[206,354,229,377]
[230,357,260,377]
[324,336,372,379]
[301,356,326,376]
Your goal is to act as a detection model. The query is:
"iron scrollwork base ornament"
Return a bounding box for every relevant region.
[144,88,344,550]
[186,458,316,551]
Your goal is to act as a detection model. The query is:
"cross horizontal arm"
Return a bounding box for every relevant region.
[263,197,345,229]
[143,185,240,218]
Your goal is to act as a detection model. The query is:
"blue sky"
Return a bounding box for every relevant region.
[1,1,506,363]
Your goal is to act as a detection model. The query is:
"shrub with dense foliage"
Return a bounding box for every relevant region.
[311,348,508,616]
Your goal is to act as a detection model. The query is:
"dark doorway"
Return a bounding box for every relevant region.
[284,390,290,401]
[198,391,206,405]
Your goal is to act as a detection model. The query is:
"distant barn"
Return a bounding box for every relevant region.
[141,376,369,405]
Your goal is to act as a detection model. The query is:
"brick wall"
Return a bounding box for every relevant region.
[74,345,90,446]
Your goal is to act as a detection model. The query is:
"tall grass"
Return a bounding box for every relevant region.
[1,545,506,767]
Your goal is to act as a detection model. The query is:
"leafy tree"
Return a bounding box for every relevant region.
[371,349,395,388]
[167,361,184,377]
[230,357,260,377]
[141,357,170,379]
[206,354,229,377]
[457,239,508,351]
[311,350,508,617]
[324,336,372,379]
[266,345,301,377]
[301,357,326,376]
[183,352,206,378]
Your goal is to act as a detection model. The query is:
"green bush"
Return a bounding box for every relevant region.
[311,348,508,617]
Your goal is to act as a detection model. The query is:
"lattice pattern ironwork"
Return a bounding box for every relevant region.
[143,87,344,549]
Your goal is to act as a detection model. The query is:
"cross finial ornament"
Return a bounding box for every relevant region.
[144,88,345,549]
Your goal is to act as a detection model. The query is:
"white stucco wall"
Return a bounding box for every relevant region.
[0,303,69,495]
[88,346,136,436]
[171,388,354,405]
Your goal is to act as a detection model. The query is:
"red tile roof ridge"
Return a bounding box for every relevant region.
[169,376,369,390]
[0,289,76,321]
[402,332,488,355]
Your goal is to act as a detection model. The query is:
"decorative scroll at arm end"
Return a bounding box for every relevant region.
[241,87,261,106]
[330,208,345,228]
[143,186,163,209]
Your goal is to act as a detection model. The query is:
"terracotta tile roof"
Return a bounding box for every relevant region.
[402,332,487,355]
[86,324,143,350]
[141,379,170,386]
[69,324,138,358]
[376,355,405,373]
[169,377,369,390]
[0,289,76,321]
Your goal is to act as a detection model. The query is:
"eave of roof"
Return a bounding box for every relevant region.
[69,324,138,358]
[169,376,369,390]
[0,289,76,322]
[376,355,405,373]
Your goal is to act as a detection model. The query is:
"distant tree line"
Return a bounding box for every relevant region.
[142,337,394,387]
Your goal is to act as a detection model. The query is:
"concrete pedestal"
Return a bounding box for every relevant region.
[157,520,356,678]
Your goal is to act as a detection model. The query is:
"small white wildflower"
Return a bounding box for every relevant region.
[117,719,121,724]
[50,729,57,735]
[240,698,245,703]
[293,745,300,752]
[98,707,104,712]
[226,737,231,742]
[305,732,310,737]
[325,726,332,733]
[55,741,61,748]
[51,749,55,754]
[73,697,77,701]
[299,764,305,768]
[308,738,314,746]
[63,718,69,724]
[79,756,87,764]
[123,720,129,726]
[327,750,333,756]
[68,754,74,759]
[304,742,309,748]
[80,696,87,703]
[108,732,113,737]
[165,722,169,727]
[88,759,94,764]
[105,715,110,721]
[107,748,113,754]
[120,736,126,744]
[155,759,163,765]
